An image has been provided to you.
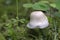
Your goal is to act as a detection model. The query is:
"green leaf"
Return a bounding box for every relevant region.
[19,19,26,23]
[32,2,49,11]
[38,1,49,4]
[7,28,14,36]
[55,0,60,10]
[50,3,56,8]
[23,3,33,8]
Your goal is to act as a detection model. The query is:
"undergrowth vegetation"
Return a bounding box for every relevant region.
[0,0,60,40]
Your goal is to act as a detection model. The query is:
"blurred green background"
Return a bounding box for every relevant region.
[0,0,60,40]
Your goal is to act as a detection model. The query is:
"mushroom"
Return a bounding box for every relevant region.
[27,11,49,29]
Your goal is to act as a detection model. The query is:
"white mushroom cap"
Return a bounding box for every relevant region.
[27,11,49,29]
